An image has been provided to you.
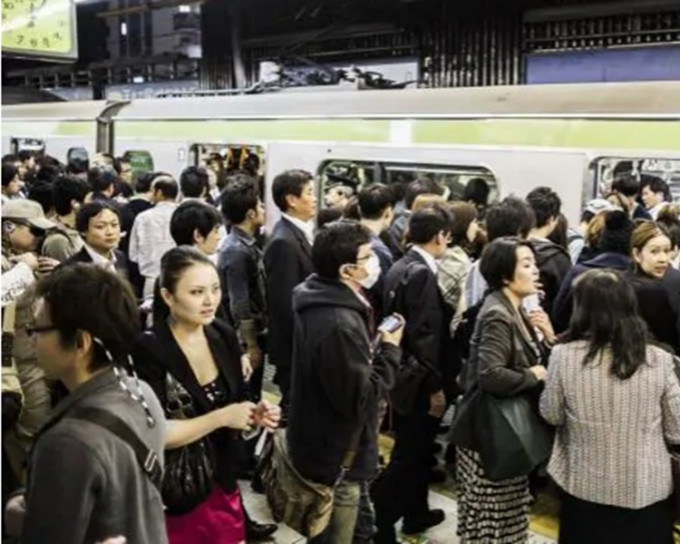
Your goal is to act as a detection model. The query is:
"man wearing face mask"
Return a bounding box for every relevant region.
[287,220,403,544]
[372,204,454,544]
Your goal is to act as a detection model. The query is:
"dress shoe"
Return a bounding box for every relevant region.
[246,519,277,542]
[402,509,445,535]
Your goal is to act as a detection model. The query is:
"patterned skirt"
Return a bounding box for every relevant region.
[456,447,531,544]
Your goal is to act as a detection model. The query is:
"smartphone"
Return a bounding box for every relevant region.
[378,314,402,334]
[523,294,542,313]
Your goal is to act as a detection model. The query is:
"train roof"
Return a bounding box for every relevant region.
[4,81,680,121]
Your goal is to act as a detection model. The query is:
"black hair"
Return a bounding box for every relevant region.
[640,174,670,201]
[657,208,680,250]
[36,264,140,371]
[76,201,121,234]
[135,171,154,193]
[404,178,444,210]
[272,169,313,212]
[312,220,371,279]
[34,162,64,185]
[480,236,536,292]
[342,196,361,221]
[561,269,648,380]
[18,150,33,163]
[547,213,568,250]
[152,176,179,200]
[408,204,454,245]
[88,165,117,194]
[613,161,634,178]
[220,178,260,224]
[463,178,490,207]
[484,196,536,241]
[2,163,17,187]
[27,181,55,216]
[358,183,393,220]
[154,246,216,323]
[53,176,90,216]
[2,154,19,166]
[611,174,640,198]
[526,186,561,229]
[180,166,209,199]
[580,209,595,224]
[170,201,222,246]
[67,156,89,175]
[317,207,343,229]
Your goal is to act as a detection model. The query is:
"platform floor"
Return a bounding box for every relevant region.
[241,481,557,544]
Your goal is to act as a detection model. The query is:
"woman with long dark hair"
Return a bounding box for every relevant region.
[541,269,680,543]
[134,246,280,544]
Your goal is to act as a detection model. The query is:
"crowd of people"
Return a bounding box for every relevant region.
[2,149,680,544]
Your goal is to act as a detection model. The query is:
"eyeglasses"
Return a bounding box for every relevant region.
[25,324,57,336]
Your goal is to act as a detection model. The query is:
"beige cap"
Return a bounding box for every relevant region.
[2,199,56,230]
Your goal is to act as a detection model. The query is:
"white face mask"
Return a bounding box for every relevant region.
[358,253,381,289]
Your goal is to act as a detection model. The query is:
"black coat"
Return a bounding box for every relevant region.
[530,239,572,316]
[132,318,246,493]
[626,270,680,355]
[287,275,401,486]
[263,218,314,371]
[383,248,450,396]
[61,247,129,281]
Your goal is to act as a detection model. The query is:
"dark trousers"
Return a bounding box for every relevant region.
[371,399,439,539]
[559,490,674,544]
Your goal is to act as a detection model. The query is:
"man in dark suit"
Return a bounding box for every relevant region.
[372,205,453,544]
[263,170,316,419]
[61,201,128,280]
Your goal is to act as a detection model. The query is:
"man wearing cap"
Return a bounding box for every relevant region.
[1,199,57,487]
[567,198,614,264]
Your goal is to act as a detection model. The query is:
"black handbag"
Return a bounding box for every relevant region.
[390,356,430,415]
[161,373,216,515]
[477,392,553,481]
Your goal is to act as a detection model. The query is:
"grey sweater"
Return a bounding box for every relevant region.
[22,369,168,544]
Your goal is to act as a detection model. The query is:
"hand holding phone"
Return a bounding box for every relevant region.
[378,313,405,347]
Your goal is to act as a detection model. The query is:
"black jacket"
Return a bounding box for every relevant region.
[132,318,246,493]
[383,248,450,396]
[626,270,680,355]
[61,247,129,281]
[287,275,401,486]
[552,252,630,334]
[263,218,314,370]
[530,239,572,316]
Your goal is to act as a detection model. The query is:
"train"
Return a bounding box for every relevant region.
[3,80,680,225]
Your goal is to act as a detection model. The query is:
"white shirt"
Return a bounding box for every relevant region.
[648,203,665,221]
[84,243,117,274]
[412,245,438,274]
[282,213,315,246]
[129,201,178,280]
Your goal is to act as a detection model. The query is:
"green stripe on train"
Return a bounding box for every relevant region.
[1,121,94,138]
[415,119,680,150]
[114,120,392,142]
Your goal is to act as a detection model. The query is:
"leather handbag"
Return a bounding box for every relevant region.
[161,373,216,515]
[259,428,360,539]
[477,392,553,481]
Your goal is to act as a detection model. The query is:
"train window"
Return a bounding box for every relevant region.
[591,157,680,202]
[317,160,498,206]
[122,150,154,175]
[189,143,265,194]
[10,138,45,156]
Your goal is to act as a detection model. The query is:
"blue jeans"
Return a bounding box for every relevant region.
[352,480,376,543]
[309,479,361,544]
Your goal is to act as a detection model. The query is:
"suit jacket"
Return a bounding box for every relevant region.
[263,218,314,370]
[61,247,129,281]
[132,318,245,493]
[460,290,546,398]
[541,341,680,509]
[383,248,450,396]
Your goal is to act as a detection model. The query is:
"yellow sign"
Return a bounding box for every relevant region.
[2,0,77,59]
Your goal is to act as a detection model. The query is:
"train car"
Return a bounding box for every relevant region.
[3,81,680,225]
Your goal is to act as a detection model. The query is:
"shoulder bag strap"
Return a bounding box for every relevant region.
[69,406,163,492]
